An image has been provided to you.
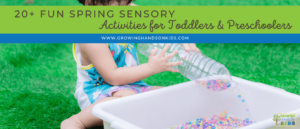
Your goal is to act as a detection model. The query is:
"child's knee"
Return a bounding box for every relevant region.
[112,89,137,97]
[61,119,71,129]
[61,115,85,129]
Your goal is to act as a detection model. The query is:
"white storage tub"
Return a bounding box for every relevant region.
[92,77,300,129]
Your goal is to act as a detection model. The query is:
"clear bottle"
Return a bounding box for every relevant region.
[137,43,237,90]
[138,44,256,123]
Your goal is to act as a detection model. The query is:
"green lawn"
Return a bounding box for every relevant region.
[0,0,300,129]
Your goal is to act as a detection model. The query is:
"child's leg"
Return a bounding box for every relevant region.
[61,97,117,129]
[112,89,137,97]
[61,89,137,129]
[149,86,163,91]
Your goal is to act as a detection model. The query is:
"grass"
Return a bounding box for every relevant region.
[0,44,78,128]
[0,0,300,129]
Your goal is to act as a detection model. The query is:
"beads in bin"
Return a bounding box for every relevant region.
[170,111,253,129]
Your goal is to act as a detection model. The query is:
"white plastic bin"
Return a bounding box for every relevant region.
[92,77,300,129]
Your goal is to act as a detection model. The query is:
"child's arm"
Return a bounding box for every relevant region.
[79,44,181,86]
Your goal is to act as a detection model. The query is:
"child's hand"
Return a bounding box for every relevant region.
[147,44,182,74]
[181,43,201,52]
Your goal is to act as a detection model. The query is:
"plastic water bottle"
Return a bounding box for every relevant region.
[138,44,256,123]
[137,43,237,90]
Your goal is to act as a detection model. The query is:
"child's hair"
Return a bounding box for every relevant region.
[78,0,133,5]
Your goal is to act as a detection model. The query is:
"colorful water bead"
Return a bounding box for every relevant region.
[171,111,253,129]
[196,79,231,91]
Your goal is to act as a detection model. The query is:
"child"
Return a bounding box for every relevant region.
[61,1,200,129]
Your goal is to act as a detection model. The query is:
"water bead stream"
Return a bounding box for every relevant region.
[169,78,254,129]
